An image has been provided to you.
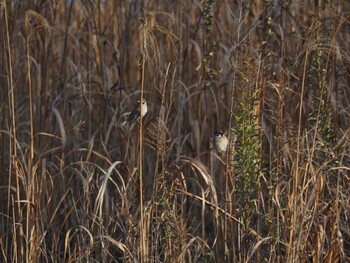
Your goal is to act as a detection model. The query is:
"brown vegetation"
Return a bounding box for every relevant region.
[1,0,350,262]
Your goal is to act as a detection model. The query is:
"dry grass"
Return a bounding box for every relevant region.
[1,0,350,262]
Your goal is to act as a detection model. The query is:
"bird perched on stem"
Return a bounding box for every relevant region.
[121,99,148,126]
[213,131,228,153]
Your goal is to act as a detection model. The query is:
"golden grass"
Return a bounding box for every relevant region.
[1,0,350,262]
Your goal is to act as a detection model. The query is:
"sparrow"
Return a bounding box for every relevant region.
[121,99,148,126]
[213,131,228,153]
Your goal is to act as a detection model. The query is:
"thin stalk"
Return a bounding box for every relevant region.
[26,33,35,263]
[289,47,309,261]
[3,0,22,260]
[139,57,146,262]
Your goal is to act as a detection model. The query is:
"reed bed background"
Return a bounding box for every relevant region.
[1,0,350,262]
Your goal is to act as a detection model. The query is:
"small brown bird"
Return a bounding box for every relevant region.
[121,99,148,126]
[213,131,228,153]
